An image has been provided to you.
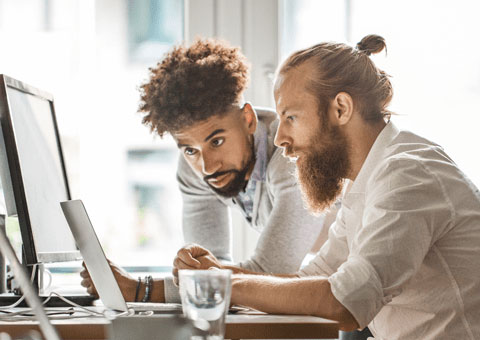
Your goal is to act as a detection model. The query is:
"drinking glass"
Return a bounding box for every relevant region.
[179,269,232,340]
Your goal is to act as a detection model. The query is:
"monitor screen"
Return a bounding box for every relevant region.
[0,75,79,264]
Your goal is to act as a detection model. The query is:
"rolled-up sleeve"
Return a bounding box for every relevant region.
[327,158,454,328]
[328,255,386,327]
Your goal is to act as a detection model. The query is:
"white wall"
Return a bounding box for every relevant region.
[186,0,278,107]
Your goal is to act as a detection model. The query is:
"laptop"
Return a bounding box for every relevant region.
[60,199,182,314]
[0,222,61,340]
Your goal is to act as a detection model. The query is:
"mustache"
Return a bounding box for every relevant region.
[283,146,299,159]
[203,169,239,181]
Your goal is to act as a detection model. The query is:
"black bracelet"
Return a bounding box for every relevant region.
[142,275,153,302]
[134,277,141,302]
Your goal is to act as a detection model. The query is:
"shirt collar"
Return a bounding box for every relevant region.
[250,120,268,182]
[348,121,400,194]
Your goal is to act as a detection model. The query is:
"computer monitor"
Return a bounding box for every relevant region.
[0,74,80,266]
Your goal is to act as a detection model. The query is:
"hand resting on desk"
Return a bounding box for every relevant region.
[172,244,223,285]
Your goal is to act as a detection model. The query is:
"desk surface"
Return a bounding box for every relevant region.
[0,311,339,339]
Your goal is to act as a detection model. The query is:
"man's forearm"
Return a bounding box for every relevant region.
[223,264,296,277]
[231,274,359,331]
[151,279,165,302]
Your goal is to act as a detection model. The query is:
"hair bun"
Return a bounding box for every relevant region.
[356,34,387,56]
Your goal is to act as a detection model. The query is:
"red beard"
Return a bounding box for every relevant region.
[294,124,351,214]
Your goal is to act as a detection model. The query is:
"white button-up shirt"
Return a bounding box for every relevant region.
[299,122,480,340]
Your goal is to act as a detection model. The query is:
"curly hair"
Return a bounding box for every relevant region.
[139,38,250,137]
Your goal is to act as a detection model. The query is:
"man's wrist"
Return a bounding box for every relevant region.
[123,277,141,302]
[140,276,153,302]
[150,278,165,302]
[134,277,142,302]
[125,278,165,303]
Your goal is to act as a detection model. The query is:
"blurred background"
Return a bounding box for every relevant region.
[1,0,479,268]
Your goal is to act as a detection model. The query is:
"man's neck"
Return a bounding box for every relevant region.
[348,120,387,181]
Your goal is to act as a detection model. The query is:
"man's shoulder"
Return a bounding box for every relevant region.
[251,107,296,182]
[254,106,279,132]
[384,130,450,170]
[368,131,454,190]
[253,106,282,164]
[254,106,277,118]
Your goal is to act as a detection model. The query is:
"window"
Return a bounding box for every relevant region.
[280,0,480,187]
[128,0,184,63]
[0,0,185,267]
[125,148,183,264]
[280,0,347,60]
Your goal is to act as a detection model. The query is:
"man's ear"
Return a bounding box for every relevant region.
[330,92,354,126]
[243,103,258,134]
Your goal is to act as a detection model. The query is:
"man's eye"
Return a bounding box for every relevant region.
[286,115,296,122]
[212,138,224,147]
[184,148,197,156]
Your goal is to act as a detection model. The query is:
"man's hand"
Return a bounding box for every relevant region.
[80,260,138,302]
[172,244,223,285]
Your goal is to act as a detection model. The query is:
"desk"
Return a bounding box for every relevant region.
[225,313,339,339]
[0,312,339,339]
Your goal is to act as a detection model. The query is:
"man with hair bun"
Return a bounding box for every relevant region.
[175,35,480,339]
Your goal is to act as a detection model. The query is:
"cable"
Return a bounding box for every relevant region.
[0,290,134,322]
[0,263,134,321]
[0,309,96,321]
[41,292,105,316]
[0,264,37,310]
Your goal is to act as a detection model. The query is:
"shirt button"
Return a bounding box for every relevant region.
[246,216,252,223]
[232,199,236,204]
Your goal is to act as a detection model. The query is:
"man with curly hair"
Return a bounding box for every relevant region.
[80,38,330,305]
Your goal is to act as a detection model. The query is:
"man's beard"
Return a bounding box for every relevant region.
[203,140,256,198]
[291,124,351,214]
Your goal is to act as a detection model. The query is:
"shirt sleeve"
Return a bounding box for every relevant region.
[177,155,232,262]
[328,158,454,328]
[237,149,327,274]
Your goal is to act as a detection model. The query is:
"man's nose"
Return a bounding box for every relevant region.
[201,153,221,175]
[274,124,292,149]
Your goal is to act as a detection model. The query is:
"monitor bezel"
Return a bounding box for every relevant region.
[0,74,80,264]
